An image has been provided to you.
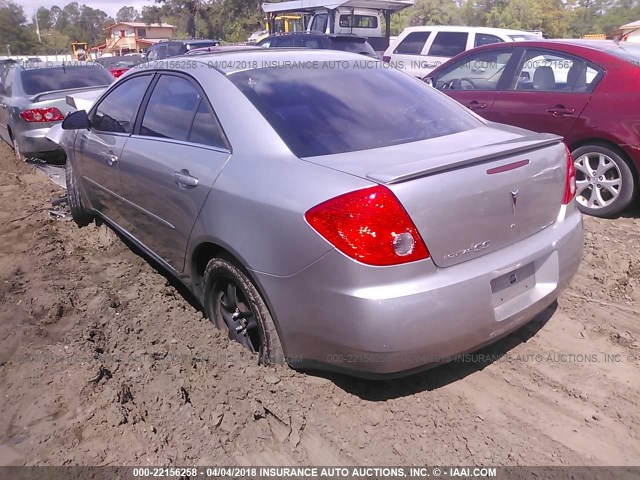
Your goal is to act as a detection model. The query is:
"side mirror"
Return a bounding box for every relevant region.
[62,110,91,130]
[423,77,434,87]
[519,71,530,81]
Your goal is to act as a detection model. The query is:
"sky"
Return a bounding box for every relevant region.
[19,0,154,21]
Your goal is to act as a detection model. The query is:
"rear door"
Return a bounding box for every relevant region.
[118,73,231,271]
[430,48,518,116]
[76,74,154,224]
[490,48,601,137]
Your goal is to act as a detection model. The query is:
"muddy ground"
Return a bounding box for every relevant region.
[0,141,639,467]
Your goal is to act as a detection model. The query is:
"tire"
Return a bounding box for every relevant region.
[65,160,93,227]
[572,144,637,218]
[203,257,284,366]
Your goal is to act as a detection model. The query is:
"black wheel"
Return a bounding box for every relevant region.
[572,144,637,217]
[203,257,284,365]
[65,160,93,227]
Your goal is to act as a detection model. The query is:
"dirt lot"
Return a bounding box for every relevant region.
[0,141,639,467]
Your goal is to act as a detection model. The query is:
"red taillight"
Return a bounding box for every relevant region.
[382,55,391,63]
[305,185,430,266]
[19,107,64,123]
[563,144,577,205]
[110,68,128,78]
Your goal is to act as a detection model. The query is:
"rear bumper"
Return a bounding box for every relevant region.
[14,124,64,158]
[254,205,583,377]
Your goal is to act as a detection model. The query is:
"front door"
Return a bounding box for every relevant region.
[76,74,154,225]
[430,48,518,118]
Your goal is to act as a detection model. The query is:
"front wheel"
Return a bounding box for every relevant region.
[572,144,637,217]
[203,257,284,365]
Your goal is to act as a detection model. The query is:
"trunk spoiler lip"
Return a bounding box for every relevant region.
[28,85,110,103]
[366,133,563,185]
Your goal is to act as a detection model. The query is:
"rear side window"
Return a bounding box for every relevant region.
[394,31,431,55]
[475,33,503,47]
[140,75,201,141]
[92,74,153,134]
[167,43,184,57]
[229,64,480,157]
[189,101,228,149]
[310,14,328,32]
[428,32,468,57]
[338,15,378,28]
[19,66,113,95]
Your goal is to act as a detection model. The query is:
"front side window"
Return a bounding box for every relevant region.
[434,50,514,91]
[394,31,431,55]
[140,75,201,141]
[92,74,153,134]
[428,31,468,58]
[229,64,480,157]
[310,14,328,33]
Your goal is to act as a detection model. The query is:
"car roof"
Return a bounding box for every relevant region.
[469,38,629,54]
[402,25,537,36]
[141,48,371,74]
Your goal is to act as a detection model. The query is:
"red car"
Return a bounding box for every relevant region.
[425,40,640,217]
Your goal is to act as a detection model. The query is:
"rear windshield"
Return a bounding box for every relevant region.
[20,66,113,95]
[328,38,377,56]
[608,43,640,64]
[229,64,480,157]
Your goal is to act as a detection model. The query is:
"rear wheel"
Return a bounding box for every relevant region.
[572,144,637,217]
[203,257,284,365]
[65,160,93,227]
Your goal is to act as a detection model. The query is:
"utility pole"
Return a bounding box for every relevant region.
[35,12,42,43]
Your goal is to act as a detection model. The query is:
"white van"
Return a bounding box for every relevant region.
[383,26,542,77]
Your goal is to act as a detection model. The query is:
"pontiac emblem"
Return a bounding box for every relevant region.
[510,188,519,215]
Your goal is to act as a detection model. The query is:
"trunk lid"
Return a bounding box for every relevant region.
[302,125,567,267]
[28,86,107,115]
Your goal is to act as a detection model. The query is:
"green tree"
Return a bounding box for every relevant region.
[0,0,37,54]
[116,6,140,22]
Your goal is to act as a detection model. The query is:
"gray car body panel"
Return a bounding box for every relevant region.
[59,50,583,376]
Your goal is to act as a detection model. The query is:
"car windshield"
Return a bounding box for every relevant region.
[20,66,113,95]
[229,63,480,157]
[609,43,640,64]
[328,37,376,56]
[508,34,543,41]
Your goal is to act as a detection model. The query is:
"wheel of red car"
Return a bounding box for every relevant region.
[203,256,284,366]
[572,144,637,217]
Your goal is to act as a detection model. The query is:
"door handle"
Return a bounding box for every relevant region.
[173,170,199,188]
[466,100,487,110]
[546,105,575,116]
[102,151,119,166]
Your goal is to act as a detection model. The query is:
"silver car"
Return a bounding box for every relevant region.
[59,50,583,377]
[0,61,113,162]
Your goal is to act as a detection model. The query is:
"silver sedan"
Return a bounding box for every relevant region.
[58,50,583,377]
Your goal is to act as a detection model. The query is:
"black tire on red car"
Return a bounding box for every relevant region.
[572,144,637,218]
[65,160,93,227]
[203,256,285,366]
